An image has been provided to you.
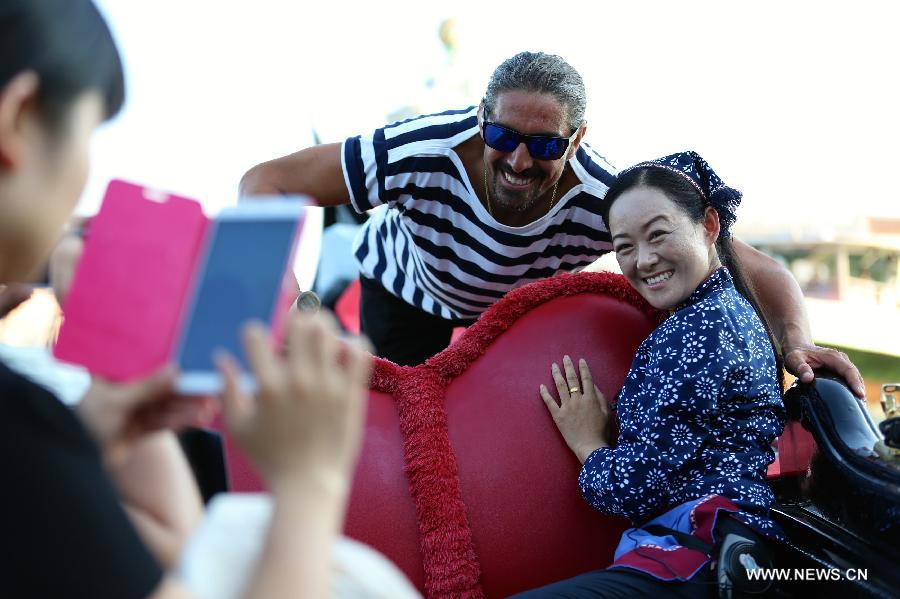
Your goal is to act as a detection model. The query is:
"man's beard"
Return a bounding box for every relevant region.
[489,164,545,214]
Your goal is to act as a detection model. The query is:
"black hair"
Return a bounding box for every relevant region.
[601,167,785,390]
[0,0,125,127]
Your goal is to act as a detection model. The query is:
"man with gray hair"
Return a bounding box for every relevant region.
[239,51,866,395]
[241,51,615,365]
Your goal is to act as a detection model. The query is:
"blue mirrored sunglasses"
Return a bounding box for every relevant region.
[481,121,576,161]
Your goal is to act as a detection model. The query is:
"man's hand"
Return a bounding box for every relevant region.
[76,367,216,466]
[784,344,866,399]
[540,355,610,463]
[733,240,866,400]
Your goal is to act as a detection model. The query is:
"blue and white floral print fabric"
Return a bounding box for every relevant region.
[579,267,785,536]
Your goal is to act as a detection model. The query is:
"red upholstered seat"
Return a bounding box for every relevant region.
[216,271,814,598]
[344,272,660,598]
[334,277,361,335]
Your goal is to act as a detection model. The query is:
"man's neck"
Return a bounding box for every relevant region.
[487,178,561,227]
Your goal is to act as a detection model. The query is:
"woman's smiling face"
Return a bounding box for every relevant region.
[608,185,721,310]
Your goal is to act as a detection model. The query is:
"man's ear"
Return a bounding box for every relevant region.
[477,102,488,143]
[704,206,721,245]
[0,71,40,170]
[567,121,587,160]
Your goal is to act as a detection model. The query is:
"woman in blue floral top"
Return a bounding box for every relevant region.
[515,151,786,598]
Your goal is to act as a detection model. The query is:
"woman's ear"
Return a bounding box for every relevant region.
[703,206,721,246]
[0,71,40,170]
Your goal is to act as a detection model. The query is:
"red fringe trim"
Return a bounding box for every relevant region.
[367,272,660,598]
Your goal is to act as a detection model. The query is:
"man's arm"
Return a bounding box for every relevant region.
[734,238,866,398]
[239,143,350,206]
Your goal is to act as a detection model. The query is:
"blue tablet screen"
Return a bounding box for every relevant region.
[176,216,296,372]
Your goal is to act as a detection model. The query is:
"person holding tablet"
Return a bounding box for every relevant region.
[0,2,372,598]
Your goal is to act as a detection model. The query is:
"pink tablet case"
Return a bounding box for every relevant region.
[54,180,211,381]
[55,180,307,382]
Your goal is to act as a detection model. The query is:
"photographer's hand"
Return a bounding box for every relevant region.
[76,367,215,467]
[217,312,372,599]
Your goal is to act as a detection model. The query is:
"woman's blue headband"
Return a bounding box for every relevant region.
[619,150,742,238]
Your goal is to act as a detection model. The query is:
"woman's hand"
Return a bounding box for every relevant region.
[540,355,610,464]
[218,312,372,496]
[76,367,216,467]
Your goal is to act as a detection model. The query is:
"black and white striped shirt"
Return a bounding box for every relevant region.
[341,106,617,321]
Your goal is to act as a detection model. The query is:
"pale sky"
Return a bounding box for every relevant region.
[87,0,900,235]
